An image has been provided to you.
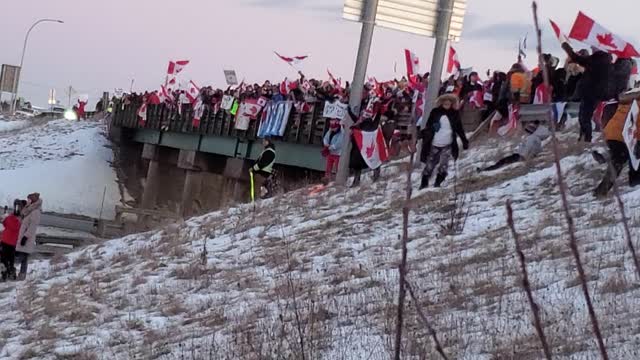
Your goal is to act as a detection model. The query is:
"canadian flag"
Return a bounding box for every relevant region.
[497,104,519,137]
[186,80,200,104]
[447,46,461,75]
[192,98,204,128]
[404,49,420,77]
[569,12,640,59]
[158,85,172,103]
[166,76,178,92]
[274,52,308,68]
[280,78,296,95]
[533,84,552,104]
[469,90,484,109]
[327,69,342,89]
[167,60,190,75]
[549,19,570,44]
[137,103,148,126]
[257,96,269,108]
[352,127,389,170]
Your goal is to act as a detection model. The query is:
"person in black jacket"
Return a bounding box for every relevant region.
[419,94,469,189]
[252,138,277,199]
[562,43,613,142]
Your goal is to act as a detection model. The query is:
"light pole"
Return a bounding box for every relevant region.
[10,18,64,114]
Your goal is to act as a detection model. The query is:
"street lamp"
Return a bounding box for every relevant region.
[10,18,64,114]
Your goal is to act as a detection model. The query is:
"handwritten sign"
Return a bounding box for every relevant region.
[224,70,238,86]
[323,101,348,120]
[623,100,640,170]
[221,95,234,110]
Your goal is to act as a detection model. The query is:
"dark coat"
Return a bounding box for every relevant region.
[562,43,612,100]
[420,106,469,163]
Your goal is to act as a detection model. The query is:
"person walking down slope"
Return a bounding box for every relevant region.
[419,94,469,189]
[322,119,344,182]
[348,105,383,187]
[15,193,42,280]
[479,121,550,172]
[1,200,24,281]
[252,138,277,199]
[562,42,612,142]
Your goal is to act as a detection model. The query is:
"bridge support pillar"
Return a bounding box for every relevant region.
[224,158,251,203]
[178,150,203,218]
[141,144,160,209]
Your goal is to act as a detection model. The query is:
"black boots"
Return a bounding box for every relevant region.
[372,168,381,183]
[434,173,447,188]
[351,172,361,188]
[419,175,429,190]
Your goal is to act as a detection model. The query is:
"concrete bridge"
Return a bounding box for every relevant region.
[109,98,580,218]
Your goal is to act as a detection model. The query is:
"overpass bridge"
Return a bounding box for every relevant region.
[109,98,580,218]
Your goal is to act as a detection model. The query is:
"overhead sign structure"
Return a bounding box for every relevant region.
[0,64,21,93]
[343,0,467,41]
[48,89,56,105]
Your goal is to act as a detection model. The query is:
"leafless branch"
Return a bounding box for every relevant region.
[405,279,449,360]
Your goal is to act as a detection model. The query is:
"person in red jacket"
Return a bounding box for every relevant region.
[1,200,23,281]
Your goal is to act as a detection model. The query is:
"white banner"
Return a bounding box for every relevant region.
[323,101,348,120]
[623,100,640,170]
[221,95,234,110]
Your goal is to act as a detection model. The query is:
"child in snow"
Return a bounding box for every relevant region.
[479,120,550,172]
[1,200,24,281]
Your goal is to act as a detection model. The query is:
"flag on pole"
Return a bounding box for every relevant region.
[167,60,190,75]
[518,34,528,59]
[533,84,552,104]
[404,49,420,77]
[327,69,342,89]
[497,104,519,137]
[186,80,200,104]
[352,127,389,170]
[447,46,461,75]
[549,19,571,44]
[569,12,640,58]
[274,52,308,68]
[192,98,205,128]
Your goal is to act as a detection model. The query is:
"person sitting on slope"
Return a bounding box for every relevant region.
[479,120,550,172]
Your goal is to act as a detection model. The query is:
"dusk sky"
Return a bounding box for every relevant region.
[0,0,636,108]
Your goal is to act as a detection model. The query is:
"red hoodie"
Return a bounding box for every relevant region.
[2,215,21,247]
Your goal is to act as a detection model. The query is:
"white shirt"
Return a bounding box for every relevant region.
[432,115,453,147]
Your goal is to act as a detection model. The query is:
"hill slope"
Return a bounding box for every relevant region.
[0,126,639,359]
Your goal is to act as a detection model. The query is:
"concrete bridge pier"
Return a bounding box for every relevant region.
[223,158,252,204]
[141,144,161,210]
[178,150,204,218]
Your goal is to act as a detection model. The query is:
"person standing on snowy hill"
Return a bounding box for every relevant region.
[348,103,383,188]
[322,119,344,182]
[15,193,42,280]
[1,200,23,281]
[592,101,640,197]
[252,138,277,199]
[419,94,469,189]
[77,99,87,120]
[562,42,612,143]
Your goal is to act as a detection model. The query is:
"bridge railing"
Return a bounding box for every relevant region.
[111,99,417,145]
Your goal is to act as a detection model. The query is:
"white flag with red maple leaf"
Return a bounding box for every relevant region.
[569,12,640,59]
[352,127,389,170]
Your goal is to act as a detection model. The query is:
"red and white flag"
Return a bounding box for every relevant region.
[192,98,204,128]
[327,69,342,89]
[158,85,172,103]
[186,80,200,104]
[167,60,190,75]
[274,52,308,68]
[352,127,389,170]
[257,96,269,108]
[533,84,552,104]
[137,103,148,125]
[404,49,420,77]
[447,46,461,75]
[569,12,640,59]
[549,19,570,44]
[469,90,484,109]
[497,104,519,137]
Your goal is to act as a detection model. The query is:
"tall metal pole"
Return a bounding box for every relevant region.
[335,0,379,186]
[422,0,455,127]
[10,19,64,114]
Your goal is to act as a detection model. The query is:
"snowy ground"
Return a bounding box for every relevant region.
[0,119,122,219]
[0,123,638,359]
[0,119,30,133]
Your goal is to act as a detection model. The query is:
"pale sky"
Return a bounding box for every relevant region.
[0,0,636,108]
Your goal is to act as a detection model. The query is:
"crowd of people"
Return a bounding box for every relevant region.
[1,193,42,281]
[116,39,639,200]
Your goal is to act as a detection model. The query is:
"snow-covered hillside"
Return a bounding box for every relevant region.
[0,126,639,359]
[0,119,122,219]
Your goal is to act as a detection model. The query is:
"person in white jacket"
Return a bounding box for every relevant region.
[15,193,42,280]
[479,121,550,172]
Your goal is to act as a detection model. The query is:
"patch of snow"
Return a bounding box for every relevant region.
[0,119,30,133]
[0,120,122,219]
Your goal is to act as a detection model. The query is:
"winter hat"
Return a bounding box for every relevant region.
[436,93,460,109]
